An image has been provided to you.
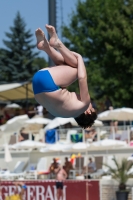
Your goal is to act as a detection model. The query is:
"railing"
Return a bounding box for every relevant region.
[55,125,133,145]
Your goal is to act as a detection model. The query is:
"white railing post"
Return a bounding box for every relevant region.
[112,126,115,140]
[127,126,130,145]
[97,127,100,141]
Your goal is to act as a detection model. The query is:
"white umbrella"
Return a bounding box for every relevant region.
[44,117,77,131]
[59,142,90,154]
[40,143,73,152]
[11,140,46,149]
[109,108,133,121]
[98,110,114,121]
[48,143,64,151]
[91,139,127,148]
[0,114,29,132]
[49,143,72,151]
[93,120,103,126]
[98,108,133,121]
[5,103,22,109]
[26,117,51,125]
[4,144,12,162]
[39,146,52,153]
[72,142,90,150]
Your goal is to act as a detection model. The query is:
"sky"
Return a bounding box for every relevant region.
[0,0,78,60]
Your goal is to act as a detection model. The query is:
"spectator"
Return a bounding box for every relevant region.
[82,157,96,174]
[34,103,43,117]
[4,110,10,121]
[28,104,44,117]
[54,165,67,200]
[19,127,29,142]
[49,158,59,179]
[20,127,35,141]
[110,120,118,134]
[85,128,97,141]
[15,182,27,200]
[28,104,36,118]
[5,181,27,200]
[104,96,113,110]
[63,157,73,179]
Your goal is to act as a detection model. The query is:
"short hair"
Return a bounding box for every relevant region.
[74,111,97,129]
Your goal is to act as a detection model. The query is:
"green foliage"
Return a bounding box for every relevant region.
[33,57,48,69]
[104,157,133,190]
[62,0,133,108]
[0,12,46,84]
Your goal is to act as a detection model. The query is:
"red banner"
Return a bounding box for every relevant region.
[0,180,100,200]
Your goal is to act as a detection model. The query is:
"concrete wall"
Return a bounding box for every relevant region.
[100,179,133,200]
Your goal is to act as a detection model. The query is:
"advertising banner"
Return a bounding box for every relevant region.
[0,180,100,200]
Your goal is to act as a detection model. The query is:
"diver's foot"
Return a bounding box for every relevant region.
[35,28,49,50]
[45,24,61,48]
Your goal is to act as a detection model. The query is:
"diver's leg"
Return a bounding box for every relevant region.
[35,28,64,65]
[46,24,78,68]
[35,28,77,88]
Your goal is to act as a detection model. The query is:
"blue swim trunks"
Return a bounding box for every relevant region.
[32,70,60,95]
[22,185,27,189]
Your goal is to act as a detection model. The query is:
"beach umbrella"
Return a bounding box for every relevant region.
[98,108,133,121]
[109,108,133,121]
[39,146,52,153]
[48,143,64,151]
[4,144,12,162]
[98,110,114,121]
[24,115,49,133]
[26,117,51,125]
[0,114,29,132]
[5,103,22,109]
[44,117,77,131]
[72,142,90,150]
[49,143,72,151]
[11,140,46,149]
[40,143,73,152]
[93,120,103,126]
[91,139,127,149]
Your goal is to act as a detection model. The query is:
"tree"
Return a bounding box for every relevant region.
[0,49,7,83]
[33,57,48,70]
[62,0,133,108]
[0,12,45,84]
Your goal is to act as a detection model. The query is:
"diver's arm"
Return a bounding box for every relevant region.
[72,52,90,105]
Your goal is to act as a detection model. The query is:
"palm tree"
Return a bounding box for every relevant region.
[105,157,133,191]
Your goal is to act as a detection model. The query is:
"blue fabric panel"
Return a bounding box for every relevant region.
[45,129,59,144]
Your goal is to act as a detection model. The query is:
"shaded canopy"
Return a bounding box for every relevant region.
[0,82,33,101]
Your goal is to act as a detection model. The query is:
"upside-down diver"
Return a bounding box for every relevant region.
[32,24,97,128]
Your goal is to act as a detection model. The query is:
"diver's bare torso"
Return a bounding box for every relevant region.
[35,87,89,118]
[34,67,90,118]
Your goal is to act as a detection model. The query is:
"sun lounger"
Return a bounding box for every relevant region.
[12,161,27,173]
